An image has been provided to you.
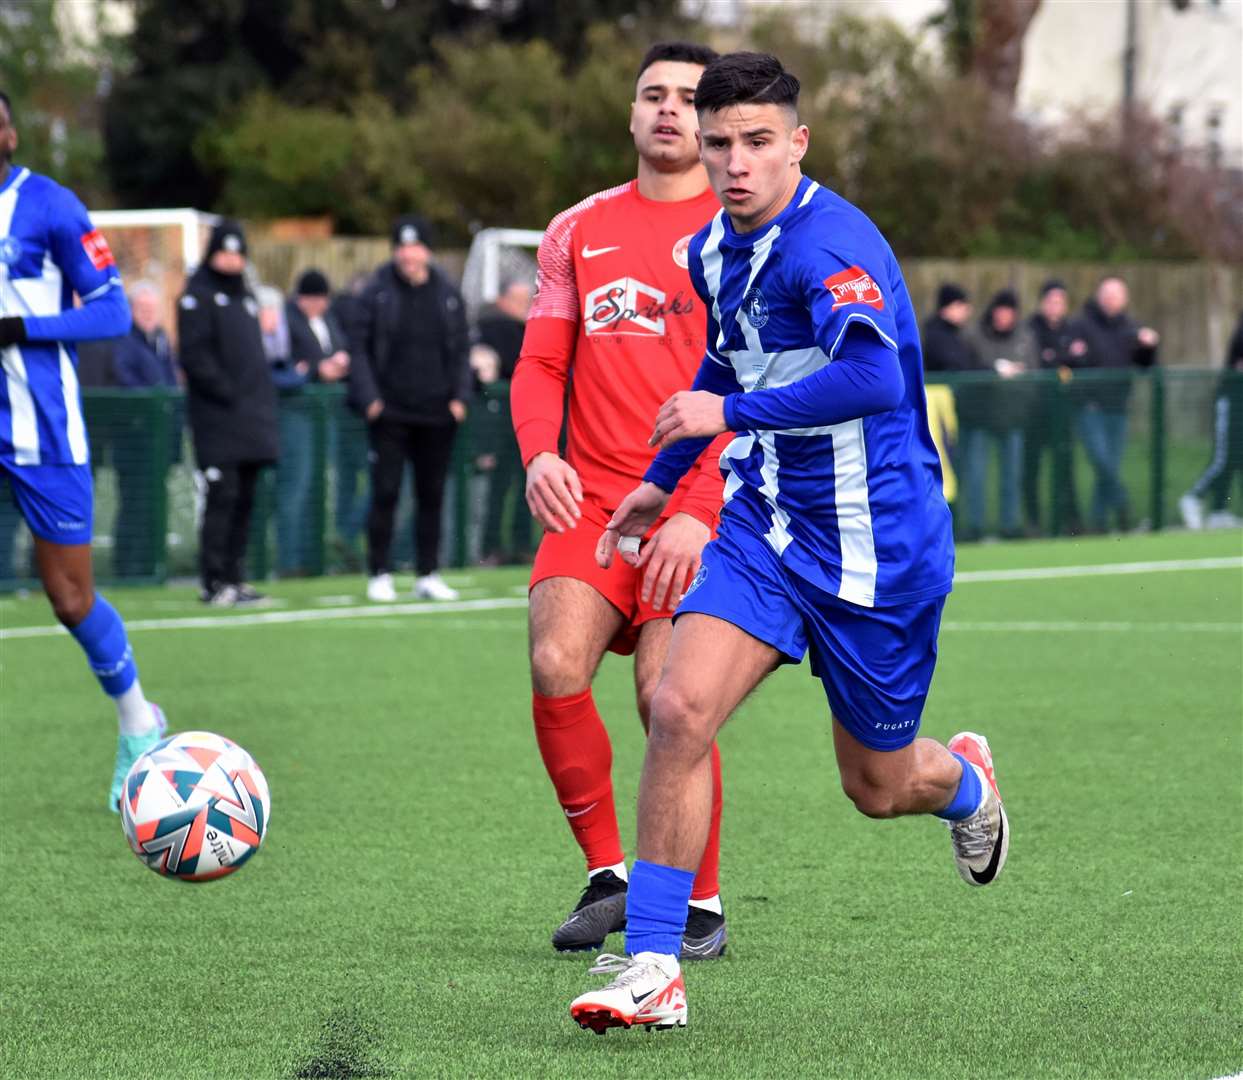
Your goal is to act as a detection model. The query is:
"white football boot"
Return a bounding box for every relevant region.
[945,732,1009,887]
[570,952,688,1034]
[414,573,459,601]
[366,573,397,602]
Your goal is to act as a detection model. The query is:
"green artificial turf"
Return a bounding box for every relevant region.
[1,531,1240,1079]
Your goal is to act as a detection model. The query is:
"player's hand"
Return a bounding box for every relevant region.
[1138,327,1160,348]
[596,482,670,569]
[526,452,583,534]
[649,391,727,450]
[637,512,710,611]
[366,399,385,422]
[449,399,467,423]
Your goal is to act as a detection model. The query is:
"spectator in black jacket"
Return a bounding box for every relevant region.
[271,269,350,576]
[110,280,183,577]
[177,220,279,606]
[1067,276,1159,531]
[1180,311,1243,529]
[963,289,1034,539]
[348,215,471,602]
[921,283,977,375]
[921,284,979,534]
[1023,279,1086,534]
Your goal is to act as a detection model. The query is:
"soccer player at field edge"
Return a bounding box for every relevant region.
[510,41,733,959]
[567,53,1010,1034]
[0,91,166,810]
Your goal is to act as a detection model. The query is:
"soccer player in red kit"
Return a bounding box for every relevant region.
[511,41,730,958]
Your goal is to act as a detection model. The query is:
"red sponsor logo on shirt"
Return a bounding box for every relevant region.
[824,265,883,312]
[81,229,116,271]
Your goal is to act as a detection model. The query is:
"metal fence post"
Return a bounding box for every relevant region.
[149,389,172,582]
[453,414,473,568]
[308,389,329,577]
[1149,368,1166,531]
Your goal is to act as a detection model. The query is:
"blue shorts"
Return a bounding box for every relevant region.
[0,460,94,546]
[677,531,946,751]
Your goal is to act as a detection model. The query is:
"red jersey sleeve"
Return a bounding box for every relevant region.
[665,432,730,530]
[511,198,582,465]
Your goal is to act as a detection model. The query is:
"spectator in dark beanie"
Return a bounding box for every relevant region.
[348,214,471,602]
[1024,279,1086,534]
[177,219,279,606]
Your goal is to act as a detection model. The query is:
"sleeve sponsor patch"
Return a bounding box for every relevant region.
[823,265,884,312]
[80,229,116,270]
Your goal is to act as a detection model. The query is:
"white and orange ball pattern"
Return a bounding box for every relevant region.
[120,731,271,881]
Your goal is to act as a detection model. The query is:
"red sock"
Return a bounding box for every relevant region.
[533,690,623,872]
[692,741,723,901]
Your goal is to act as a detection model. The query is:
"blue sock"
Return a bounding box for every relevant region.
[69,594,137,698]
[624,859,695,957]
[935,752,984,821]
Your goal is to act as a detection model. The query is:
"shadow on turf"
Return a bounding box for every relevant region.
[293,1006,389,1079]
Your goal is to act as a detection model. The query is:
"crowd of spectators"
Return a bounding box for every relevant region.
[2,223,1239,595]
[921,275,1180,539]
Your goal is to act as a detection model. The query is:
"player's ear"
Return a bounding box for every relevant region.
[789,124,809,165]
[629,100,636,137]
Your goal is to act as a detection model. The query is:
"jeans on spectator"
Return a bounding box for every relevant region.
[961,425,1024,536]
[1076,406,1130,529]
[334,408,370,550]
[276,405,314,575]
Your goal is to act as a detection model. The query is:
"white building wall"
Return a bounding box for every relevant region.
[686,0,1243,167]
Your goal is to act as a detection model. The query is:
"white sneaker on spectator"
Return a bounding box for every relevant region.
[1179,493,1204,530]
[1206,510,1241,529]
[367,573,397,602]
[415,573,459,601]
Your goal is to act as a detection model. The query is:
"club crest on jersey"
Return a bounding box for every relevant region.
[0,236,22,266]
[742,287,769,328]
[80,229,116,271]
[824,265,884,312]
[672,233,693,269]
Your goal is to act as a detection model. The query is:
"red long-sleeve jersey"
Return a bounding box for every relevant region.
[511,180,728,529]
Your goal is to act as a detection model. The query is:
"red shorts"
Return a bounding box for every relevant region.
[529,498,676,656]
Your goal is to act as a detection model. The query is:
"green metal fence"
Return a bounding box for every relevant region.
[0,371,1237,590]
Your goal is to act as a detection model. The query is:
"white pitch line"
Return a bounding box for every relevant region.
[0,597,529,640]
[943,621,1241,633]
[0,556,1239,642]
[954,556,1241,583]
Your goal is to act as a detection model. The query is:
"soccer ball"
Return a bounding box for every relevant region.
[119,730,271,881]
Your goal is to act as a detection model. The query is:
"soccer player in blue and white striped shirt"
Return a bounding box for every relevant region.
[568,53,1009,1034]
[0,92,165,810]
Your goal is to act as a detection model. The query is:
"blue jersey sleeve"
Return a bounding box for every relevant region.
[19,186,130,343]
[801,242,900,359]
[643,350,741,493]
[723,323,904,431]
[717,234,904,432]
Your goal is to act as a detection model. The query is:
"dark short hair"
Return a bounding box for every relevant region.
[694,52,800,115]
[636,42,719,84]
[0,91,11,121]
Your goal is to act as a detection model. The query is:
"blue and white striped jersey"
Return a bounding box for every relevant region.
[0,166,130,466]
[684,175,952,607]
